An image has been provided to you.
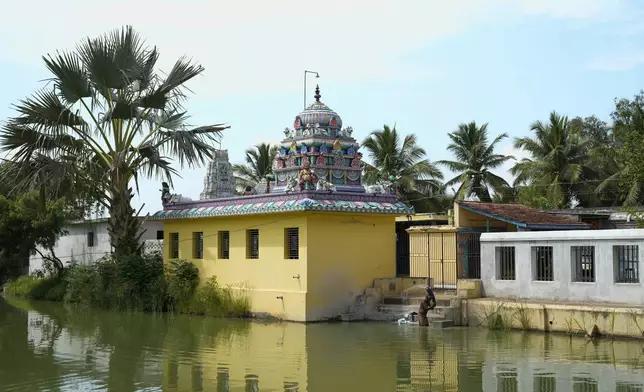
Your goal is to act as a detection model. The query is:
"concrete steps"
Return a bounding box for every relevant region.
[382,295,455,307]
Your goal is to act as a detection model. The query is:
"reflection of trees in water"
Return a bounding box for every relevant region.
[0,299,70,391]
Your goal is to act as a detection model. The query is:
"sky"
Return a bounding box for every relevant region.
[1,0,644,215]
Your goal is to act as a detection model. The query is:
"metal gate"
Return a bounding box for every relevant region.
[457,232,481,279]
[396,229,411,276]
[409,230,457,289]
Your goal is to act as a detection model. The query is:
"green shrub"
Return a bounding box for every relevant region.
[187,277,251,318]
[64,264,100,306]
[4,275,67,301]
[4,254,251,319]
[166,259,200,311]
[4,276,41,297]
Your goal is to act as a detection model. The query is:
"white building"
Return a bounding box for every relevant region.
[480,229,644,305]
[29,218,164,274]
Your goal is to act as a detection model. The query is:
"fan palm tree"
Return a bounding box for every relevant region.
[510,111,589,208]
[362,125,444,212]
[233,143,279,190]
[0,26,229,257]
[438,122,513,202]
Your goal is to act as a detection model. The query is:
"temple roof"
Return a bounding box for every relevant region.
[151,191,412,220]
[293,85,343,131]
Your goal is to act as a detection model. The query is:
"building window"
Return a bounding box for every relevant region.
[169,232,179,259]
[87,231,95,247]
[193,232,204,259]
[571,246,595,283]
[285,228,299,259]
[246,229,259,259]
[616,382,644,392]
[495,246,515,280]
[532,246,554,281]
[218,231,230,259]
[614,245,639,284]
[156,230,164,240]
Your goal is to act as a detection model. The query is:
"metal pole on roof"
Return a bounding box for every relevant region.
[304,70,320,109]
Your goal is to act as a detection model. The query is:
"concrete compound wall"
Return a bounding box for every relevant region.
[480,229,644,305]
[462,298,644,339]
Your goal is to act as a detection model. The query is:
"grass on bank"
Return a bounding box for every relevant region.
[3,254,251,318]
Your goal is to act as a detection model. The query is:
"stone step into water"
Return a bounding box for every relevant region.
[381,296,454,306]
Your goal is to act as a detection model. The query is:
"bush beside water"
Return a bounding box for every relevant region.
[3,254,251,318]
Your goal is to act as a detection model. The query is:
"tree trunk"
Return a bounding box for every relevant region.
[108,186,142,258]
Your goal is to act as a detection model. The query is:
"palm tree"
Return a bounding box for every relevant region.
[233,143,278,190]
[0,26,228,257]
[438,122,513,202]
[362,125,444,212]
[510,111,589,208]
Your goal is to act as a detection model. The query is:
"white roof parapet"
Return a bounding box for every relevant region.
[481,229,644,242]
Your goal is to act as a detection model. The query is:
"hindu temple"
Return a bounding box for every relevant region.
[153,85,413,322]
[199,149,235,200]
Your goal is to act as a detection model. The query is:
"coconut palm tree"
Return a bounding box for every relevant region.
[233,143,278,190]
[438,122,513,202]
[0,26,228,257]
[362,125,444,212]
[510,111,589,208]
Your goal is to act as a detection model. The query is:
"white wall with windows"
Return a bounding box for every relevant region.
[480,229,644,305]
[29,219,164,274]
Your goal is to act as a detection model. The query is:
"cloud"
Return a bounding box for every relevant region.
[0,0,625,98]
[587,51,644,71]
[509,0,628,20]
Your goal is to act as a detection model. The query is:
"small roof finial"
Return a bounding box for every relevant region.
[314,85,321,102]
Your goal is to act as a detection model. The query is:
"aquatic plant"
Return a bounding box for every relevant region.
[511,300,532,331]
[478,301,511,331]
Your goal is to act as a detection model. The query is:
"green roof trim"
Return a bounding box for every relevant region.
[151,197,412,220]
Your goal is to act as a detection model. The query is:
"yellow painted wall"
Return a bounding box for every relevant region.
[163,211,397,322]
[162,321,308,391]
[163,213,309,321]
[454,203,516,231]
[305,213,396,321]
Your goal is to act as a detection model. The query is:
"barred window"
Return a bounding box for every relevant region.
[614,245,639,284]
[87,231,95,247]
[156,230,164,240]
[571,246,595,282]
[616,382,644,392]
[169,232,179,259]
[533,373,556,392]
[532,246,554,281]
[573,377,598,392]
[285,228,299,259]
[496,246,515,280]
[193,232,204,259]
[246,229,259,259]
[218,231,230,259]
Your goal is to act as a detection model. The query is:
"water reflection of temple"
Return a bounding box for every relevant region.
[6,299,644,392]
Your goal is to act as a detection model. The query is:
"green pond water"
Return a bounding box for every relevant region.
[1,298,644,392]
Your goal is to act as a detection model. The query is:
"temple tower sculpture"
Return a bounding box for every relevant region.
[200,149,235,200]
[272,85,365,193]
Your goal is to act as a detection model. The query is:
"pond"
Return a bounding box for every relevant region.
[1,298,644,391]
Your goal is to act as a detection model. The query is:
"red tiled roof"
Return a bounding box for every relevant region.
[458,201,591,228]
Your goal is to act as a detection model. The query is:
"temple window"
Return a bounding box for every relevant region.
[246,229,260,259]
[192,231,204,259]
[169,233,179,259]
[218,231,230,259]
[285,228,299,259]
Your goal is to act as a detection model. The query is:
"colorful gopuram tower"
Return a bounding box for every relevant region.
[272,85,365,193]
